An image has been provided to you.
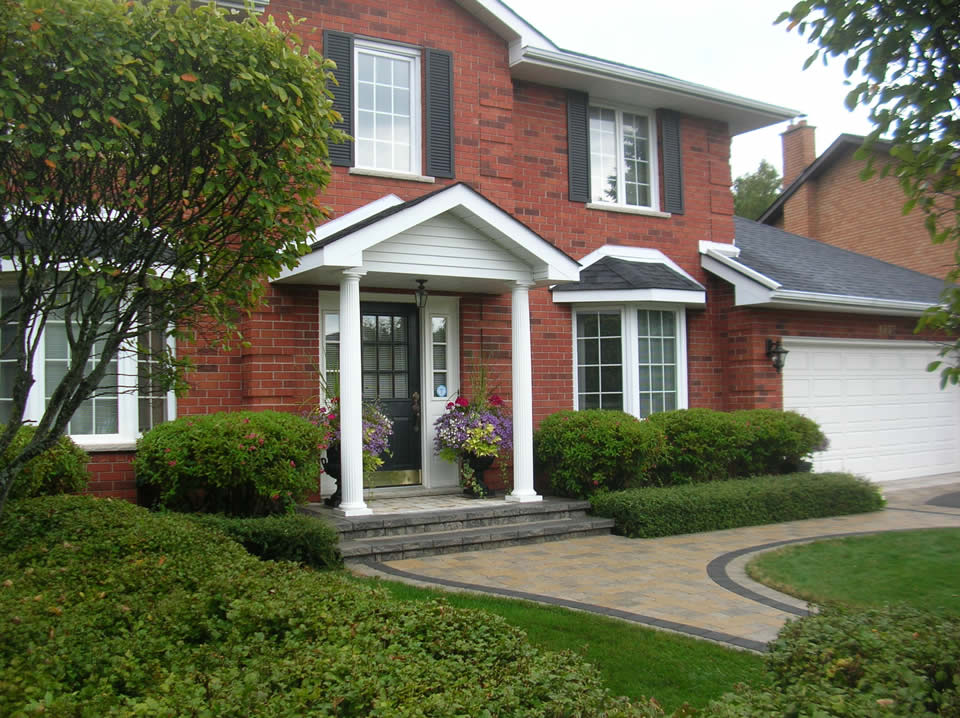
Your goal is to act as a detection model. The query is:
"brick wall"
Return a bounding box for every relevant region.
[707,275,943,410]
[778,144,954,279]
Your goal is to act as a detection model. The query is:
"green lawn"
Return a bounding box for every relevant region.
[747,528,960,615]
[354,576,767,713]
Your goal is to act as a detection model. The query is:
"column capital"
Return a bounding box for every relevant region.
[512,279,536,289]
[342,267,367,280]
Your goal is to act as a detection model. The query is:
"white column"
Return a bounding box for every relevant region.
[336,268,372,516]
[506,280,541,503]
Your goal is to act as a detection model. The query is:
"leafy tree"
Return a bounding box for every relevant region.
[778,0,960,386]
[0,0,345,515]
[733,159,783,220]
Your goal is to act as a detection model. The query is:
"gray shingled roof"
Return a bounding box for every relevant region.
[552,256,703,293]
[734,217,947,304]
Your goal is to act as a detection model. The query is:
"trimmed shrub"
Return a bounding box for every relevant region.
[590,473,884,538]
[187,512,342,570]
[647,408,826,485]
[646,408,751,485]
[134,410,330,516]
[704,605,960,717]
[534,409,667,497]
[0,495,663,717]
[1,425,89,500]
[734,409,827,475]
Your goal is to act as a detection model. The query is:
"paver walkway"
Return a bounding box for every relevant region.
[352,474,960,652]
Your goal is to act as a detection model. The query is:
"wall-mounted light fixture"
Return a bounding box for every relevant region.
[765,338,789,373]
[414,279,428,309]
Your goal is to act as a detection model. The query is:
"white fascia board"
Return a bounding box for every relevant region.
[310,194,404,245]
[513,46,797,134]
[782,336,940,350]
[699,240,740,258]
[701,253,776,305]
[702,249,781,289]
[453,0,555,51]
[322,184,580,282]
[552,288,705,305]
[767,290,936,316]
[577,245,704,288]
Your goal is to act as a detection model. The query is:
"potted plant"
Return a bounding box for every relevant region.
[308,396,393,507]
[434,390,513,498]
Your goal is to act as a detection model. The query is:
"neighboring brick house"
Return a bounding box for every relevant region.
[16,0,955,507]
[760,120,955,280]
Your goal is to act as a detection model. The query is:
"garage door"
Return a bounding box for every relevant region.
[782,338,960,483]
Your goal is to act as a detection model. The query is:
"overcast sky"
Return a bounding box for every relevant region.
[504,0,874,182]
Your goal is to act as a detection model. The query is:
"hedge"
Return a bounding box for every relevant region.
[533,409,667,498]
[186,512,342,570]
[646,408,826,485]
[590,473,884,538]
[134,410,331,516]
[0,425,89,500]
[703,605,960,716]
[0,495,663,717]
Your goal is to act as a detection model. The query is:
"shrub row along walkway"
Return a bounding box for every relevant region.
[353,475,960,652]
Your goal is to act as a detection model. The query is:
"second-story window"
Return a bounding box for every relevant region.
[589,106,657,209]
[354,40,421,174]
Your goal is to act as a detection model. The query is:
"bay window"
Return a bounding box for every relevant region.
[574,306,687,418]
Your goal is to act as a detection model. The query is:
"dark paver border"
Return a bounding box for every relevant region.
[707,522,960,615]
[364,559,768,652]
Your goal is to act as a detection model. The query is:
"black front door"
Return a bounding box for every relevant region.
[360,303,421,479]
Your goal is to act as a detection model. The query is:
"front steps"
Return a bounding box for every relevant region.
[302,497,614,562]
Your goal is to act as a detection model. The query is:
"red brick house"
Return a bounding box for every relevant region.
[760,120,955,280]
[24,0,955,508]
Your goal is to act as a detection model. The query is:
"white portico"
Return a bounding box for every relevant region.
[275,183,580,515]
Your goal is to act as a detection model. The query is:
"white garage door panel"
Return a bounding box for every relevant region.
[783,339,960,483]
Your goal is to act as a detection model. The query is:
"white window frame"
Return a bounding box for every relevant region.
[588,102,660,211]
[353,39,422,176]
[17,331,175,451]
[571,304,688,419]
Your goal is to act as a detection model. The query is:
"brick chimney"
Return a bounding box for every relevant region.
[779,120,817,237]
[781,120,816,188]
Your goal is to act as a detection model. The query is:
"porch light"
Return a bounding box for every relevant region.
[414,279,428,309]
[765,338,789,373]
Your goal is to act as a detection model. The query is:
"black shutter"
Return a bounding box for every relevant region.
[659,110,684,214]
[425,48,454,178]
[323,30,354,167]
[567,90,590,203]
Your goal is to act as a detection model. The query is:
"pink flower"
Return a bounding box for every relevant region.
[455,396,469,408]
[289,460,296,467]
[327,413,337,422]
[271,493,280,501]
[489,394,504,407]
[446,402,455,410]
[164,448,171,453]
[167,460,177,467]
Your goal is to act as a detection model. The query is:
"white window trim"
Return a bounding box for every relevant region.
[16,332,176,451]
[353,39,422,176]
[571,303,688,418]
[589,101,660,212]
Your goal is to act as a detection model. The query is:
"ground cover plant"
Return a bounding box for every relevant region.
[701,605,960,717]
[590,473,884,538]
[747,528,960,616]
[360,577,768,714]
[135,410,331,515]
[0,495,666,716]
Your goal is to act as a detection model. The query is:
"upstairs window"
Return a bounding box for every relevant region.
[354,40,420,174]
[589,106,657,209]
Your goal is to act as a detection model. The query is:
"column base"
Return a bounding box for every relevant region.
[336,503,374,516]
[505,492,542,503]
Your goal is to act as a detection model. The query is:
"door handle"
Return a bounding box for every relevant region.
[411,391,420,432]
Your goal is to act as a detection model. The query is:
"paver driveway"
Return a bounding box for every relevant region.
[353,475,960,651]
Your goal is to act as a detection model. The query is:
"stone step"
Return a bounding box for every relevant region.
[340,516,615,562]
[306,498,594,541]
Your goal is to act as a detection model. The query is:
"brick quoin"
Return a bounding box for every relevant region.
[79,0,942,499]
